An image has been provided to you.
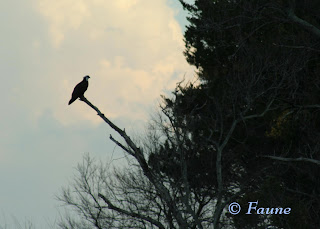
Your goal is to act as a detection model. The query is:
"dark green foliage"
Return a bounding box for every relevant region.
[149,0,320,228]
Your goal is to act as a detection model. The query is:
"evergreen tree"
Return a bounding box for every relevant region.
[149,0,320,228]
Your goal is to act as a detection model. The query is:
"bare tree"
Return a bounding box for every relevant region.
[58,96,214,228]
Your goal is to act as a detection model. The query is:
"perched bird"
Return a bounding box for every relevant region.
[68,75,90,105]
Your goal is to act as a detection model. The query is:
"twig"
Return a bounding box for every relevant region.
[263,155,320,166]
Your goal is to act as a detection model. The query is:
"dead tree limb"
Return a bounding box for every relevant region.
[98,193,166,229]
[80,96,188,228]
[264,155,320,166]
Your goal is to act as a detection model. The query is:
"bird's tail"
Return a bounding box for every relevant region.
[68,98,76,105]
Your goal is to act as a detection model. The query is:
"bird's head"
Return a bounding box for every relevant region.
[84,75,90,81]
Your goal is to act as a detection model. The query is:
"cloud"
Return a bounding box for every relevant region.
[38,0,90,47]
[33,0,195,125]
[1,0,195,226]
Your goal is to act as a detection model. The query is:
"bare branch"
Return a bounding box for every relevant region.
[242,98,276,120]
[109,134,134,156]
[98,193,165,229]
[80,96,187,228]
[287,8,320,38]
[263,155,320,166]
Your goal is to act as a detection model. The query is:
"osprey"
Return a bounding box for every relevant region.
[68,75,90,105]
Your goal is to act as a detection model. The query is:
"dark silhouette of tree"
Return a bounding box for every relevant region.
[58,97,213,228]
[58,0,320,228]
[154,0,320,228]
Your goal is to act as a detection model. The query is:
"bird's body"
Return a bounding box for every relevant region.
[68,75,90,105]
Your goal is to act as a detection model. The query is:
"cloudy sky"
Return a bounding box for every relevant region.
[0,0,195,227]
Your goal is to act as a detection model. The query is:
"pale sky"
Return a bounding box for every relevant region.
[0,0,194,228]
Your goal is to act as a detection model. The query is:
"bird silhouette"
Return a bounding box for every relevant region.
[68,75,90,105]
